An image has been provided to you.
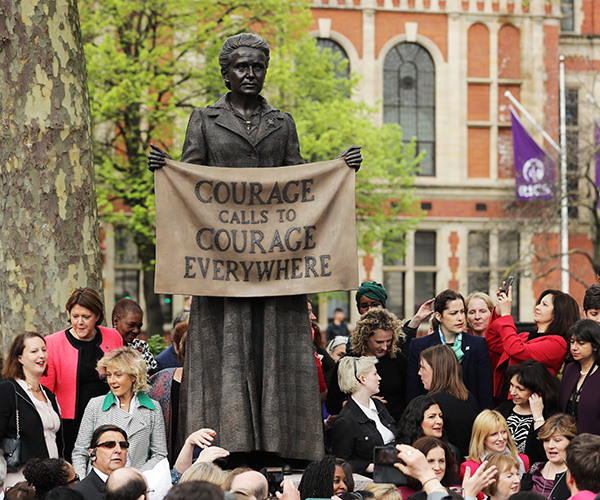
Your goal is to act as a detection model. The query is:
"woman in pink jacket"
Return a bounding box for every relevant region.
[41,288,122,461]
[486,286,579,403]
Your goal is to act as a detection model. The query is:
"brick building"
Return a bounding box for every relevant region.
[101,0,600,328]
[307,0,600,325]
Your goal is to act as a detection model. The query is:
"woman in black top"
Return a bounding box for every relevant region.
[497,360,559,463]
[419,344,480,460]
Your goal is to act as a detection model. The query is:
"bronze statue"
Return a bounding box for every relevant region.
[149,33,361,463]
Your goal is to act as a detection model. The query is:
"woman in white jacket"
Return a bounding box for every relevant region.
[72,347,167,478]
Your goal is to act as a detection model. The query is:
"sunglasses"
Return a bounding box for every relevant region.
[97,440,129,449]
[67,475,80,485]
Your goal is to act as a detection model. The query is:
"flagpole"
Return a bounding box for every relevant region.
[559,55,569,293]
[505,91,561,153]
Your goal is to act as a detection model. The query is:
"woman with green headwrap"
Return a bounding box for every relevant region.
[356,281,434,354]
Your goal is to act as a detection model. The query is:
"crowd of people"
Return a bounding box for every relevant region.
[1,280,600,500]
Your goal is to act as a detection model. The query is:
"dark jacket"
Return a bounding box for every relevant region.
[331,397,396,475]
[180,94,304,168]
[72,469,106,500]
[559,362,600,435]
[326,353,408,421]
[0,379,64,462]
[406,332,494,410]
[521,463,570,500]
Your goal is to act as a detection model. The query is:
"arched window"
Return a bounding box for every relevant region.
[384,42,435,176]
[316,38,350,78]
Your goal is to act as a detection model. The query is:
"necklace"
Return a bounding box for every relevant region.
[26,381,41,392]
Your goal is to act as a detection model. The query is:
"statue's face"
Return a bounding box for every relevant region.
[225,47,267,96]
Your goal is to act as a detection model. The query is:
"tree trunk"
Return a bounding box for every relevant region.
[0,0,103,350]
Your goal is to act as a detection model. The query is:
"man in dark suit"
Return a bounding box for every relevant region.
[73,425,128,500]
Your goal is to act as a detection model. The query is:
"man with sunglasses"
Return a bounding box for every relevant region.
[73,424,129,500]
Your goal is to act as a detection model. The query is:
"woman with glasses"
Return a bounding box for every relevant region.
[71,348,167,478]
[331,356,396,475]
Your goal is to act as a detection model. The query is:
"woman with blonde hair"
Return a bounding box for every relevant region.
[71,347,167,478]
[331,356,396,475]
[465,292,494,338]
[364,482,403,500]
[419,344,480,459]
[461,410,529,480]
[326,308,408,421]
[179,461,226,486]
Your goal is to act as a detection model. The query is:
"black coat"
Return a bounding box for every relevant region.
[326,353,408,421]
[406,332,494,410]
[72,469,106,500]
[331,397,396,475]
[0,379,64,462]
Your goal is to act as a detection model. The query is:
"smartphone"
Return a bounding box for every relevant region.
[374,445,401,464]
[500,276,514,294]
[373,446,407,486]
[265,467,284,496]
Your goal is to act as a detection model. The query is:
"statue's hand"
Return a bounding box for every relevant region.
[148,143,171,171]
[338,145,362,172]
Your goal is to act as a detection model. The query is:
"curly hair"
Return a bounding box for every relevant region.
[23,458,73,499]
[298,456,336,500]
[395,395,440,445]
[97,347,149,393]
[350,308,404,358]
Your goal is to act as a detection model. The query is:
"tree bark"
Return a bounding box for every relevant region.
[0,0,103,350]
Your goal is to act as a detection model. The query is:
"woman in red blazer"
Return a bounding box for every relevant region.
[41,288,122,462]
[486,286,580,403]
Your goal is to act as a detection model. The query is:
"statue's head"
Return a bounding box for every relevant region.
[219,33,270,90]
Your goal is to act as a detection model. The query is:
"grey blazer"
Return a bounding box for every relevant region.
[71,392,167,479]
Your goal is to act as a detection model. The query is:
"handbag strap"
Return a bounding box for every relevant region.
[11,381,20,439]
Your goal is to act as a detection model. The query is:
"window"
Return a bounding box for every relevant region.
[383,231,437,320]
[467,230,520,319]
[316,38,350,78]
[560,0,574,32]
[383,43,436,175]
[114,228,140,302]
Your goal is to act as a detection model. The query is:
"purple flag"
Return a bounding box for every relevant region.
[594,119,600,208]
[510,108,555,201]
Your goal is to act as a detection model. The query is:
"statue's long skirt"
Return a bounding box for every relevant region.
[178,294,325,460]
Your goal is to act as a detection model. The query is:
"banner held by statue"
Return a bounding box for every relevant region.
[154,157,359,297]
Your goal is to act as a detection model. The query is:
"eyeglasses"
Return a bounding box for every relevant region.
[353,358,361,383]
[97,440,129,449]
[67,475,80,485]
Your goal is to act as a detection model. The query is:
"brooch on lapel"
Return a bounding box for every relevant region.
[267,118,275,128]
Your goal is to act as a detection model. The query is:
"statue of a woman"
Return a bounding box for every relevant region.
[149,33,361,462]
